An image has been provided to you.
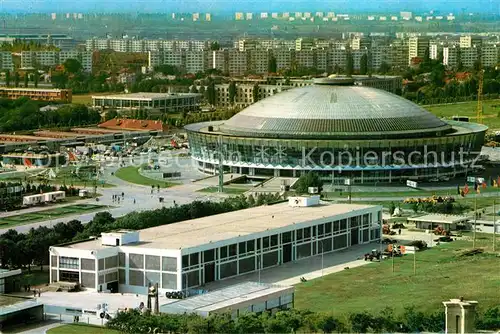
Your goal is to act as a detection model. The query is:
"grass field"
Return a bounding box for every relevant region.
[425,99,500,130]
[47,324,119,334]
[0,204,107,228]
[295,233,500,318]
[114,166,178,188]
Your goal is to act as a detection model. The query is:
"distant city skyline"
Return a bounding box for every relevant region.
[0,0,499,14]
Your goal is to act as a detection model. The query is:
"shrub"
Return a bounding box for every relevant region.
[409,240,428,250]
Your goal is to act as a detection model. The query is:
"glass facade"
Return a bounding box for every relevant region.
[180,211,381,290]
[186,121,486,183]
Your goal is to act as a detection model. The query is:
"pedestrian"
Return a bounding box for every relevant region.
[133,199,136,204]
[398,228,401,235]
[38,290,41,297]
[151,189,153,194]
[121,192,124,198]
[33,290,36,297]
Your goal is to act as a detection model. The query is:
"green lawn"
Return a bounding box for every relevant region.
[425,99,500,130]
[197,186,249,194]
[0,204,108,228]
[19,269,49,287]
[295,234,500,318]
[47,324,119,334]
[114,166,178,188]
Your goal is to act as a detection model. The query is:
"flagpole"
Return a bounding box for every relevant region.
[473,195,477,248]
[493,198,496,252]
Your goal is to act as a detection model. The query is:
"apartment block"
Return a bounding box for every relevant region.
[408,36,429,64]
[315,49,329,72]
[110,39,129,52]
[329,49,347,70]
[352,49,368,71]
[148,51,162,69]
[443,46,458,67]
[59,51,93,72]
[0,52,14,71]
[459,35,482,49]
[295,38,314,51]
[249,49,269,74]
[461,47,479,68]
[481,45,499,67]
[295,50,314,69]
[185,51,205,74]
[20,51,58,68]
[215,83,291,108]
[227,50,247,76]
[271,49,292,72]
[131,40,145,53]
[163,51,183,68]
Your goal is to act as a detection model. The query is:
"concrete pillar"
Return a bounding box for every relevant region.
[443,298,478,334]
[274,169,280,177]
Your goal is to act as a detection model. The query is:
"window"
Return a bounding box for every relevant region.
[297,229,303,241]
[282,232,292,244]
[59,257,79,269]
[270,235,278,247]
[247,240,255,252]
[263,237,270,249]
[220,246,228,259]
[229,244,237,257]
[239,242,246,255]
[182,255,189,268]
[189,253,199,266]
[304,227,311,239]
[318,224,324,236]
[325,222,332,234]
[203,250,215,263]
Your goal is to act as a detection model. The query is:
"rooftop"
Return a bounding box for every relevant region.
[408,214,470,224]
[196,85,453,139]
[92,92,201,100]
[98,118,167,132]
[0,295,40,316]
[160,282,293,314]
[64,202,376,251]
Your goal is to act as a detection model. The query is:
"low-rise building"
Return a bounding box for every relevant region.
[0,52,14,71]
[49,200,382,294]
[0,88,72,102]
[92,92,201,113]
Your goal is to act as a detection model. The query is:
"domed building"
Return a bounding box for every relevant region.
[185,79,487,184]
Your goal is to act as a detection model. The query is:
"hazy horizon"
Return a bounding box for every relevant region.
[0,0,499,15]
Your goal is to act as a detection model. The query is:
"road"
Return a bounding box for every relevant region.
[0,154,223,233]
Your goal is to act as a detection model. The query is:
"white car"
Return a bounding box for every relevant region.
[429,178,439,182]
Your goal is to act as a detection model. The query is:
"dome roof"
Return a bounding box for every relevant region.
[219,85,451,139]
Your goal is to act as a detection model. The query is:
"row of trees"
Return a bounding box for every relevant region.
[0,193,282,271]
[3,70,40,88]
[0,99,101,132]
[107,305,500,333]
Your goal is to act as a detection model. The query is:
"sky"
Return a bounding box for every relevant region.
[0,0,498,14]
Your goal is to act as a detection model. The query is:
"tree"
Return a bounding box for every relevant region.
[105,109,118,121]
[14,72,20,87]
[252,84,259,103]
[430,63,446,87]
[206,80,216,106]
[379,62,390,75]
[189,85,198,94]
[268,55,277,73]
[210,41,220,51]
[360,53,368,75]
[349,312,373,333]
[346,52,354,76]
[5,70,10,87]
[63,58,82,74]
[33,72,39,88]
[228,81,236,105]
[389,201,396,215]
[23,74,29,88]
[293,172,323,194]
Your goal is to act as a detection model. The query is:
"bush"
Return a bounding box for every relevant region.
[409,240,428,250]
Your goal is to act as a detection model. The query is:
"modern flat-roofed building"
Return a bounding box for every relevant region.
[0,88,72,103]
[92,92,201,113]
[161,282,294,318]
[49,200,382,295]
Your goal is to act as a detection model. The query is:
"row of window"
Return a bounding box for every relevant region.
[181,217,374,269]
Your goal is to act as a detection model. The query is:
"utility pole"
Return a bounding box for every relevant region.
[473,196,477,248]
[217,135,223,193]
